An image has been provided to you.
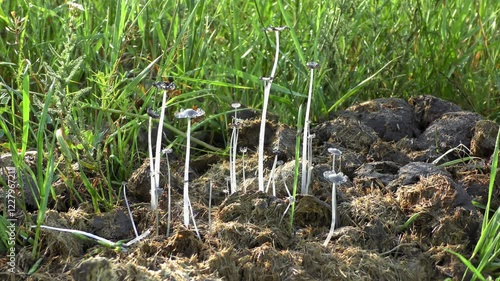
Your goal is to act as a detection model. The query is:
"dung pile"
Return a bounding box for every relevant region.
[7,95,498,280]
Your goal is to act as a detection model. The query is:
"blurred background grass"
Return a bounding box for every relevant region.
[0,0,499,202]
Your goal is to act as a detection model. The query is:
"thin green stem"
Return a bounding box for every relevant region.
[290,104,303,229]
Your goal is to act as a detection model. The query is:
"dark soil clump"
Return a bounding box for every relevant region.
[3,95,499,280]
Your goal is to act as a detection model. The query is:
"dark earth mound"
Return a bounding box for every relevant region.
[1,95,499,280]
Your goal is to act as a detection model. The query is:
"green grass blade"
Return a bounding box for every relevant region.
[475,207,500,273]
[21,65,30,156]
[277,0,306,66]
[397,212,424,232]
[32,140,56,258]
[328,57,398,113]
[445,248,486,281]
[484,127,500,227]
[31,79,57,258]
[466,126,500,279]
[290,104,303,228]
[122,55,163,97]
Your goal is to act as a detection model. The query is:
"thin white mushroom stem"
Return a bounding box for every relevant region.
[306,165,313,192]
[258,29,282,192]
[265,153,279,195]
[229,102,241,194]
[229,127,236,193]
[279,175,295,225]
[305,132,314,190]
[258,80,270,192]
[229,117,240,194]
[34,225,117,247]
[122,181,138,238]
[175,107,205,228]
[232,124,239,191]
[301,63,318,194]
[162,148,172,237]
[183,119,191,226]
[332,154,336,171]
[148,117,155,209]
[34,224,151,249]
[150,81,175,237]
[240,147,247,192]
[208,180,213,229]
[300,123,311,194]
[187,195,201,239]
[153,90,168,210]
[147,115,159,237]
[323,182,337,246]
[323,169,347,246]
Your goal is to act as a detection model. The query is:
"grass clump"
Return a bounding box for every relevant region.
[445,127,500,280]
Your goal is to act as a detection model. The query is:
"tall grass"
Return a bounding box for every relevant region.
[0,0,499,266]
[0,73,57,259]
[445,127,500,280]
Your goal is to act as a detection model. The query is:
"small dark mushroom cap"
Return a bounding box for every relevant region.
[263,25,289,32]
[153,81,176,91]
[174,108,205,119]
[147,107,160,118]
[327,147,342,156]
[306,62,319,69]
[323,171,348,184]
[259,76,274,81]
